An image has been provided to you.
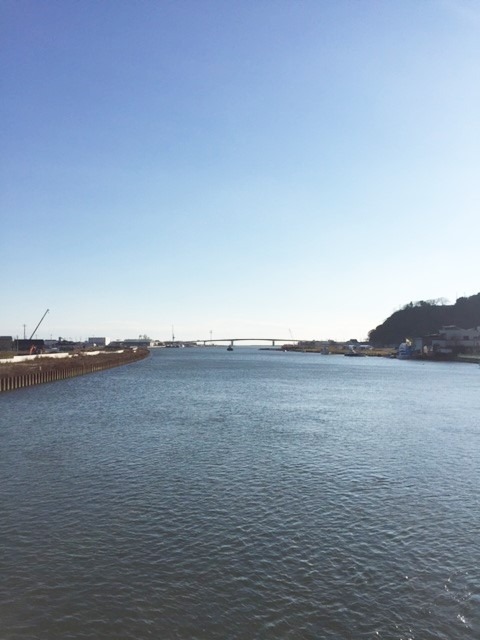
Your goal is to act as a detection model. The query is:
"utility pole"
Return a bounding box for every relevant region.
[23,324,26,339]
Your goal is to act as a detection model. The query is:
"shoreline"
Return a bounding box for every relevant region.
[283,347,480,363]
[0,348,150,393]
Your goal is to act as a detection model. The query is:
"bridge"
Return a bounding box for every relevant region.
[196,338,299,347]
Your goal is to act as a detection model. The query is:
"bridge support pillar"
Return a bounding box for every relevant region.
[272,340,275,346]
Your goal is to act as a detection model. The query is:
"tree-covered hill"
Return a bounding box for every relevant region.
[368,293,480,346]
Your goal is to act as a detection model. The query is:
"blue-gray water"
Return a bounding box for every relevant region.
[1,348,479,639]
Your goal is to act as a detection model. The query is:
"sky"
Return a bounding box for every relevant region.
[1,0,479,343]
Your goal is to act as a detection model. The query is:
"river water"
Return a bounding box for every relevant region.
[1,348,479,639]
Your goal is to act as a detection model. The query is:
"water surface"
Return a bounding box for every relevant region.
[1,348,479,639]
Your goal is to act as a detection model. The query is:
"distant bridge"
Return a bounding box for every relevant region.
[197,338,299,347]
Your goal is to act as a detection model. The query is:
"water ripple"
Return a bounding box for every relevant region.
[1,350,479,638]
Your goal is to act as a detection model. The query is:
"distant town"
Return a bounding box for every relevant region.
[0,335,200,355]
[1,293,480,361]
[1,326,480,363]
[0,334,375,355]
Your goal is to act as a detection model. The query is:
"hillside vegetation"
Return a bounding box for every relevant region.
[368,293,480,346]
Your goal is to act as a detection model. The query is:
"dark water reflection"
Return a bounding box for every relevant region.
[1,348,479,639]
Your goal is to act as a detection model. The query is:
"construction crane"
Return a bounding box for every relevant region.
[29,309,49,340]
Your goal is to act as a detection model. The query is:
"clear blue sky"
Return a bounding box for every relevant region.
[1,0,479,342]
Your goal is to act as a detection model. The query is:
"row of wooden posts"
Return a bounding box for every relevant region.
[0,351,149,393]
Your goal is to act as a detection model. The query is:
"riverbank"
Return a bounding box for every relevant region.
[0,348,150,393]
[410,353,480,364]
[284,346,396,357]
[283,345,480,363]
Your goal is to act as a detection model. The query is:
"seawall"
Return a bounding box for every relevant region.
[0,349,149,393]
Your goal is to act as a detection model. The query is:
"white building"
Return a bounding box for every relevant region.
[87,337,109,347]
[419,326,480,355]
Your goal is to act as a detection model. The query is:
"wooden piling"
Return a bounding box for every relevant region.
[0,349,149,393]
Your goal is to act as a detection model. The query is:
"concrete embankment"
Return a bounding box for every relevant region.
[0,348,149,393]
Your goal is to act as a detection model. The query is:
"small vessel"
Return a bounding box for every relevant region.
[398,342,413,359]
[227,345,234,351]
